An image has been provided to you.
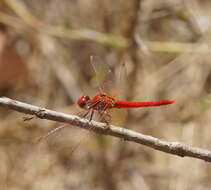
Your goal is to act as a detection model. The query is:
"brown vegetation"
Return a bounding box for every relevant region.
[0,0,211,189]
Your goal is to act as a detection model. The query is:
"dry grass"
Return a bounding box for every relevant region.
[0,0,211,189]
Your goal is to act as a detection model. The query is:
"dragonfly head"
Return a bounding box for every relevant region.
[77,95,90,109]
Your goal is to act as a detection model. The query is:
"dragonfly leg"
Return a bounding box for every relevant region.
[97,103,111,124]
[89,109,95,122]
[101,112,111,124]
[98,105,111,128]
[79,109,95,122]
[79,110,90,119]
[98,111,111,130]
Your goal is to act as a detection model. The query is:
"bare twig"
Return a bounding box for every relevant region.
[0,97,211,162]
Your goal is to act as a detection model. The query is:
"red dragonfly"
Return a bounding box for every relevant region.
[37,57,175,142]
[77,57,175,123]
[77,94,175,122]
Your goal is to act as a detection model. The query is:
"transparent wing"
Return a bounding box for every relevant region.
[90,55,115,95]
[110,61,129,125]
[114,61,128,99]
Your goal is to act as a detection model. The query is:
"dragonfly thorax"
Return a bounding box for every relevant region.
[87,93,116,111]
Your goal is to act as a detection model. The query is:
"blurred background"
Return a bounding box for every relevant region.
[0,0,211,189]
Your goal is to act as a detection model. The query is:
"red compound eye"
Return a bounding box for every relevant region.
[77,95,90,108]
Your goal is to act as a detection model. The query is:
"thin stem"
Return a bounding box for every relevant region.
[0,97,211,162]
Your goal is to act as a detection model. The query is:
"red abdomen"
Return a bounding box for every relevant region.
[114,100,175,108]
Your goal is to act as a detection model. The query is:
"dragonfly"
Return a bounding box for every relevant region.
[37,56,175,142]
[77,57,175,123]
[77,94,175,123]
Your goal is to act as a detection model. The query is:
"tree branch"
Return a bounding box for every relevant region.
[0,97,211,162]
